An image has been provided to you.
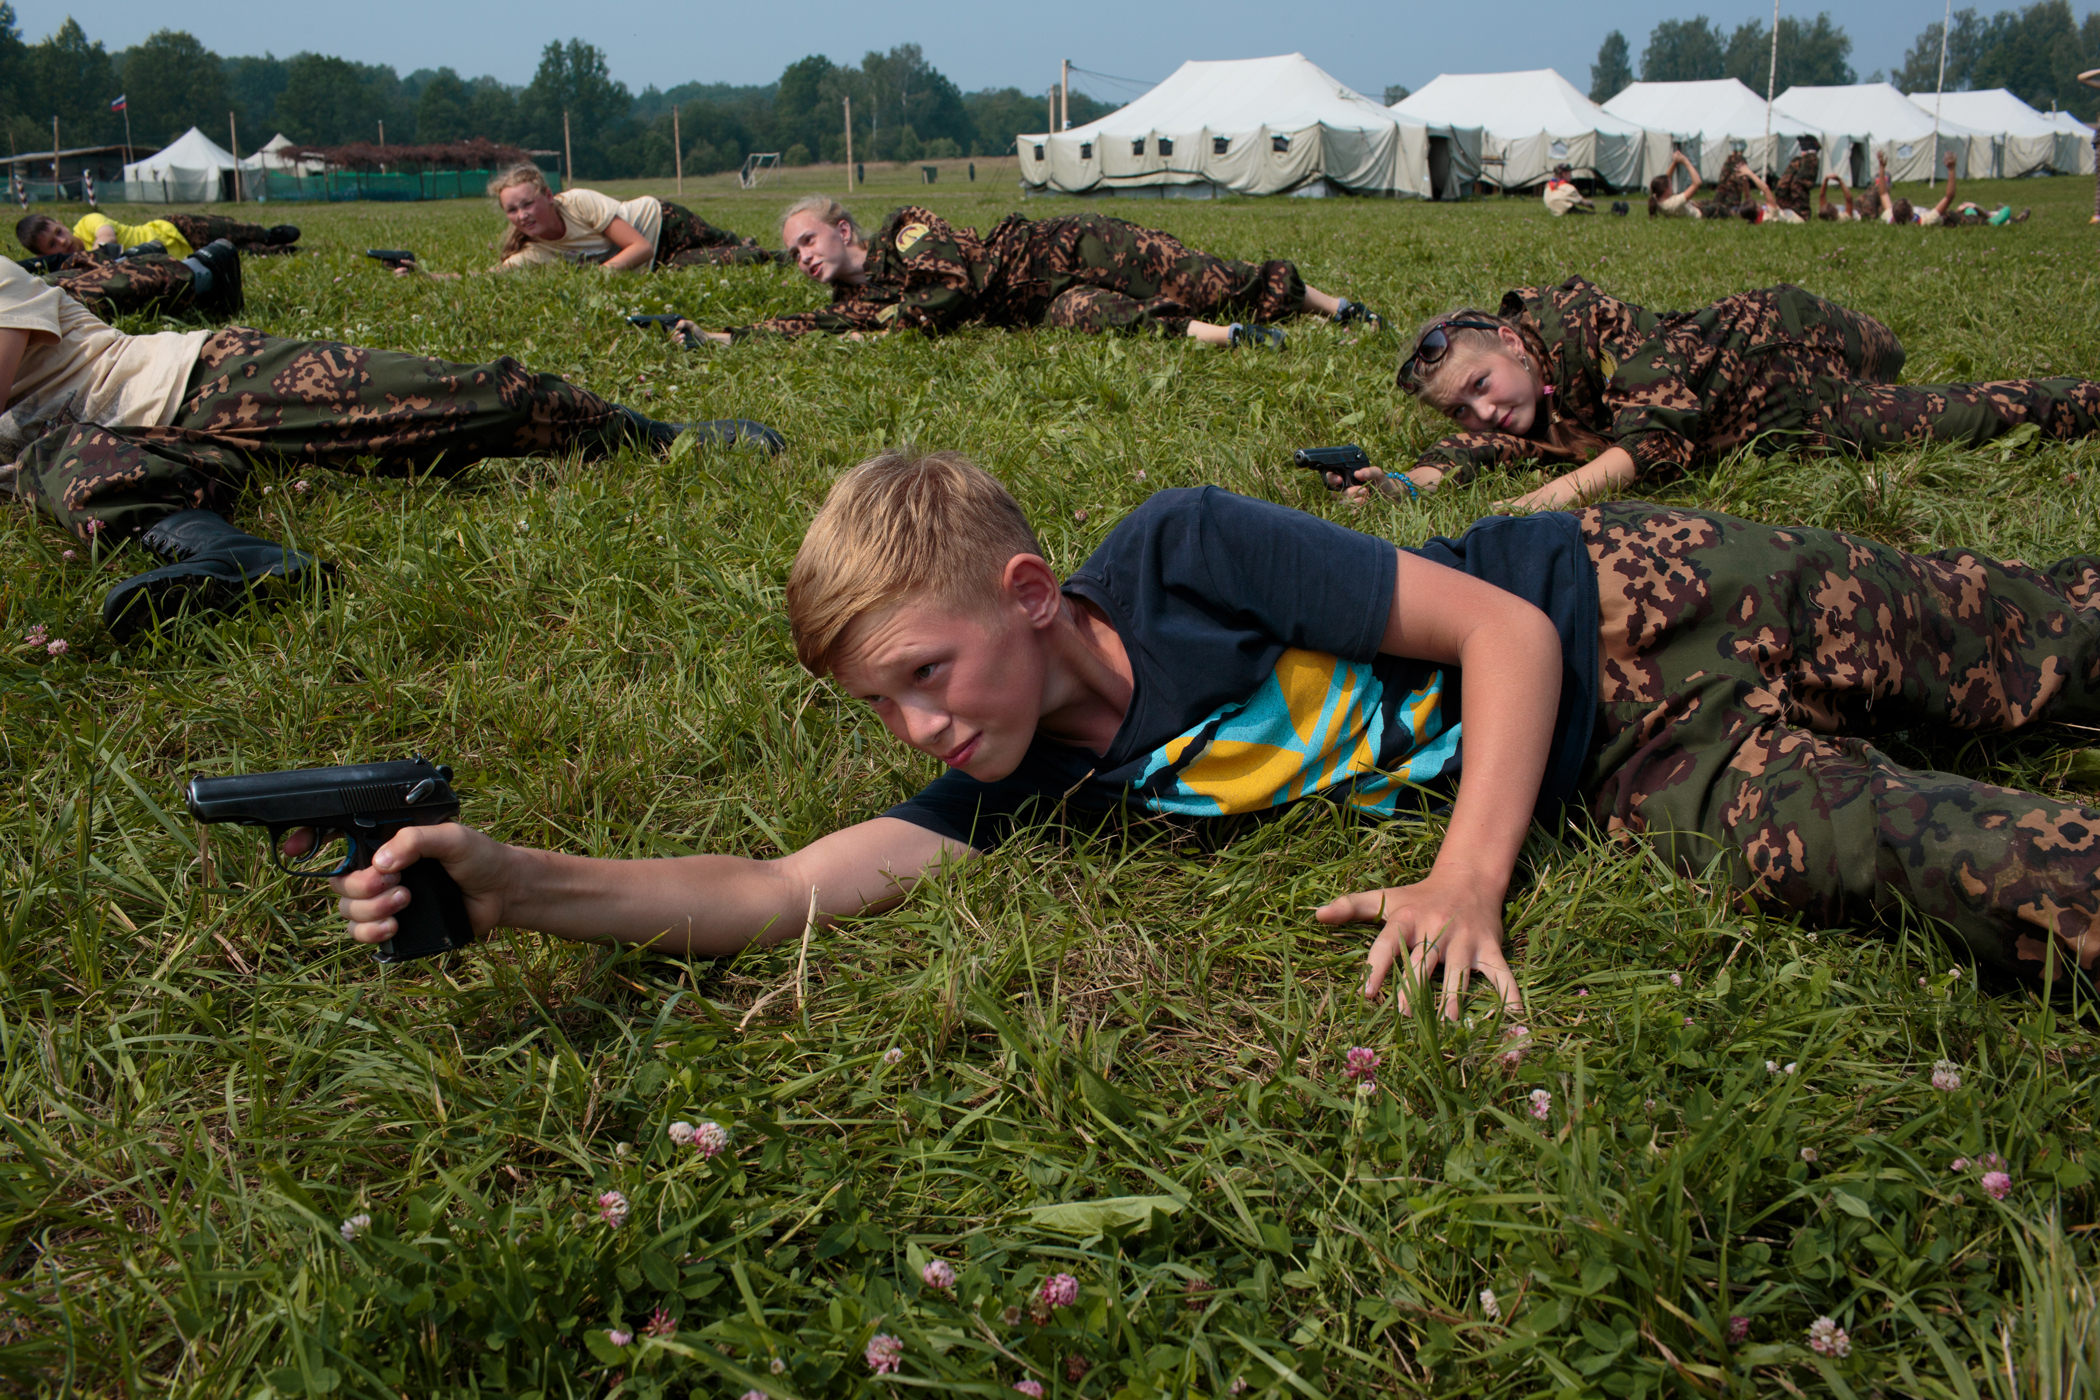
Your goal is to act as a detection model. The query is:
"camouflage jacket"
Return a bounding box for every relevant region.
[734,206,1052,339]
[1773,150,1820,215]
[1414,276,1899,484]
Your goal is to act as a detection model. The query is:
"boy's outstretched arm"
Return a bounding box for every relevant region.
[331,816,970,956]
[1316,548,1560,1019]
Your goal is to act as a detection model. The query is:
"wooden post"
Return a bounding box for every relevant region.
[51,116,59,192]
[563,109,574,186]
[378,119,385,147]
[1048,87,1055,138]
[843,97,854,190]
[1061,59,1071,130]
[673,104,683,195]
[228,112,243,202]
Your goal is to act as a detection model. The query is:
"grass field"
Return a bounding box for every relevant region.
[2,162,2099,1398]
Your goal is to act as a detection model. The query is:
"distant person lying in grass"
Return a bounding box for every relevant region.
[17,210,301,261]
[1541,164,1594,216]
[1727,165,1806,223]
[1875,152,2028,227]
[1817,175,1868,221]
[668,196,1381,348]
[1646,151,1706,218]
[396,163,773,278]
[329,450,2098,1015]
[0,255,783,640]
[1320,275,2100,510]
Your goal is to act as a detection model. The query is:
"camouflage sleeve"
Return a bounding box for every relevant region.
[1413,430,1543,483]
[1602,348,1702,480]
[728,297,896,340]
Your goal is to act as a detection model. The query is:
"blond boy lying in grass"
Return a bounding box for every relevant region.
[331,450,2100,1009]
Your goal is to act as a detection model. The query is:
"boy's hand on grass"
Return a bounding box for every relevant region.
[329,823,511,944]
[1317,874,1521,1019]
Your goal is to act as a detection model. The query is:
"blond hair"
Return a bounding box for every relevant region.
[786,449,1041,677]
[1396,309,1513,410]
[779,194,865,246]
[488,163,558,258]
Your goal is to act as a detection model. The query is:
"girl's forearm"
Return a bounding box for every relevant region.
[1436,607,1561,898]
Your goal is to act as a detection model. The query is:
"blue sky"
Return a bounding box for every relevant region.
[16,0,1959,100]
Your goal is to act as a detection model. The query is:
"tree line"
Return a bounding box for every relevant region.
[0,8,1113,177]
[1588,1,2100,118]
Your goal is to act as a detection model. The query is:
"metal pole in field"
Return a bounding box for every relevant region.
[1764,0,1779,172]
[1933,0,1952,144]
[121,104,131,165]
[673,104,683,195]
[843,97,854,190]
[1061,59,1071,130]
[1047,87,1055,138]
[563,109,574,186]
[51,115,59,194]
[229,112,243,201]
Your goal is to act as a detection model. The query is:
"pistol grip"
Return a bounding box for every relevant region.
[374,858,474,965]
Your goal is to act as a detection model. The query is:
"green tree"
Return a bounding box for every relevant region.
[223,54,288,132]
[117,30,231,148]
[1973,0,2089,111]
[276,53,403,144]
[466,77,518,145]
[414,67,471,142]
[1895,7,1989,91]
[772,55,839,156]
[25,17,120,146]
[519,39,637,178]
[1725,13,1855,90]
[1591,30,1633,103]
[1643,18,1727,81]
[0,4,31,152]
[963,86,1052,157]
[1383,84,1411,106]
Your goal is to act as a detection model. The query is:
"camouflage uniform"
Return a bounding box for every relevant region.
[44,252,201,319]
[732,205,1306,339]
[17,327,639,538]
[164,213,293,256]
[654,202,773,268]
[1711,153,1758,212]
[1773,149,1819,216]
[1581,501,2100,977]
[1416,277,2100,485]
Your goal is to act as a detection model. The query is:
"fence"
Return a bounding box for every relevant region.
[253,168,560,202]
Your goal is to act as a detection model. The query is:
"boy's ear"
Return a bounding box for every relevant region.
[1000,554,1063,628]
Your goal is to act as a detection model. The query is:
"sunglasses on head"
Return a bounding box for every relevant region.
[1398,319,1506,384]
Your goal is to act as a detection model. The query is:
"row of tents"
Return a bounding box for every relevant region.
[118,128,322,203]
[1016,54,2096,200]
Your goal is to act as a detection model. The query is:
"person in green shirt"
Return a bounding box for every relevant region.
[15,211,299,262]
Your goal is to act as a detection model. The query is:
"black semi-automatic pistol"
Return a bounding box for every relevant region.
[185,755,472,964]
[364,249,417,269]
[1294,444,1373,492]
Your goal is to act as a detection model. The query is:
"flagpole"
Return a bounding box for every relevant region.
[1933,0,1952,141]
[1765,0,1780,173]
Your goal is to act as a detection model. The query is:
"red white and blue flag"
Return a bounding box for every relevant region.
[109,94,126,111]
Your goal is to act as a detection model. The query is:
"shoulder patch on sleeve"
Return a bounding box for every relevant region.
[894,222,930,254]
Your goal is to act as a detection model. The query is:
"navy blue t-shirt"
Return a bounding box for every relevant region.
[884,488,1598,852]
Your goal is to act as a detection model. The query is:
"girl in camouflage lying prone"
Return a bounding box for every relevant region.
[669,196,1381,348]
[1318,275,2100,511]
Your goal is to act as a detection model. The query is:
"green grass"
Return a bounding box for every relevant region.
[1,166,2098,1398]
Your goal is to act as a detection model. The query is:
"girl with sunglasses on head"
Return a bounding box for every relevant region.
[1322,276,2100,511]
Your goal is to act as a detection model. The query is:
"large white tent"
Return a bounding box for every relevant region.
[239,132,325,176]
[2044,109,2096,174]
[1773,83,1992,182]
[1395,69,1668,190]
[1018,54,1430,198]
[1602,78,1828,181]
[122,126,239,203]
[1906,89,2076,177]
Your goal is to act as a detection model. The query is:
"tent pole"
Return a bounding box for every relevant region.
[1933,0,1952,144]
[1047,87,1055,139]
[229,112,243,202]
[843,97,853,190]
[673,104,682,195]
[1062,60,1071,130]
[1764,0,1780,173]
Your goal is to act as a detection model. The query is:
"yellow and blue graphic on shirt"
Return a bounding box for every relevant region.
[1131,648,1456,817]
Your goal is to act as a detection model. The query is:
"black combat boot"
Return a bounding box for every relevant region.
[602,405,786,457]
[184,239,243,315]
[101,510,332,642]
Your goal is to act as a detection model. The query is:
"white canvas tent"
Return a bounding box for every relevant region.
[1395,68,1669,190]
[1602,78,1828,181]
[122,126,240,203]
[1773,83,1992,183]
[2044,110,2096,174]
[239,132,324,176]
[1018,54,1430,198]
[1907,89,2076,176]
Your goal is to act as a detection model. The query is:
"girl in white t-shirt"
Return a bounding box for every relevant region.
[400,165,772,278]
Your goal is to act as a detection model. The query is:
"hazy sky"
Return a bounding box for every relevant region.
[14,0,1957,101]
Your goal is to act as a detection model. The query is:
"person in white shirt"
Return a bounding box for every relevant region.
[1541,164,1594,216]
[0,258,782,639]
[1646,151,1705,218]
[399,165,774,277]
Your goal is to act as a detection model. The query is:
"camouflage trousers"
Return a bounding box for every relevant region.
[46,253,199,318]
[1580,502,2100,977]
[1815,378,2100,456]
[1712,165,1757,212]
[165,213,288,254]
[654,201,773,268]
[18,327,632,538]
[1020,214,1306,336]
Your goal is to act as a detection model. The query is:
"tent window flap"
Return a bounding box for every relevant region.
[1272,134,1290,153]
[1080,142,1094,160]
[1158,137,1173,156]
[1213,137,1230,155]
